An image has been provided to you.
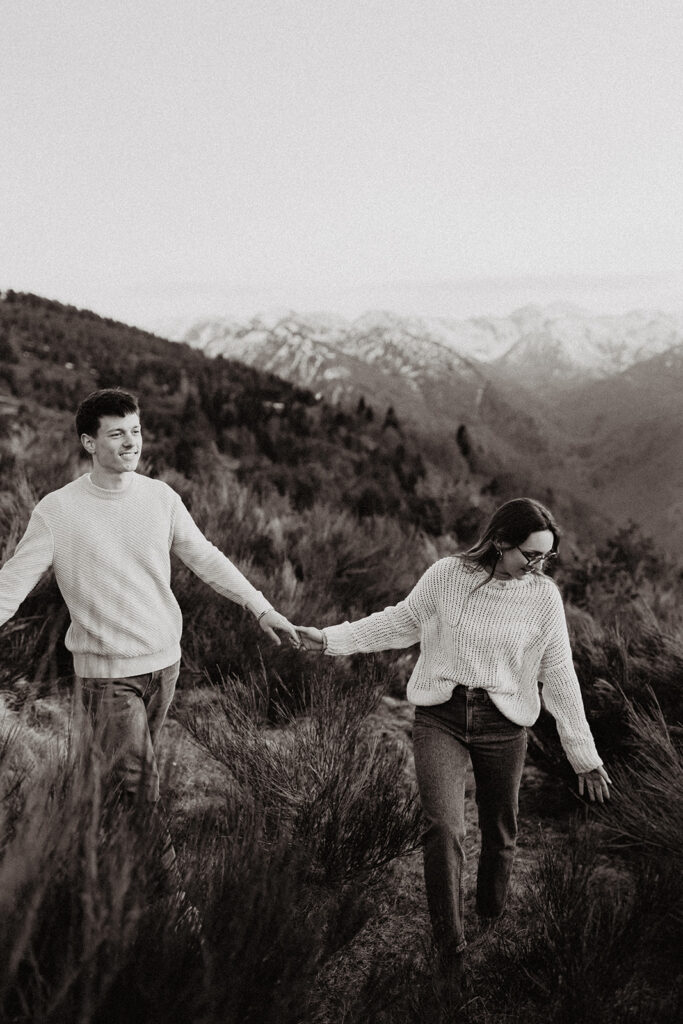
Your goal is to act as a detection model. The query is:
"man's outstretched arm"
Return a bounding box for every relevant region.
[170,496,299,646]
[0,510,55,626]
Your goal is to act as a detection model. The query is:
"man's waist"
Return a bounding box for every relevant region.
[70,643,182,679]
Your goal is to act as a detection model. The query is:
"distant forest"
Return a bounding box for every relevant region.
[0,290,470,536]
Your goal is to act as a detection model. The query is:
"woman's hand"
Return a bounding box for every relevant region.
[577,765,611,803]
[296,626,326,652]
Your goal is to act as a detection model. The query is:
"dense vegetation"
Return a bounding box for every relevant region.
[0,290,681,1021]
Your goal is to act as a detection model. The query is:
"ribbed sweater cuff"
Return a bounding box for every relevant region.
[562,741,603,775]
[322,622,356,656]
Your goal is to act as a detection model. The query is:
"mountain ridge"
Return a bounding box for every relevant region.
[159,305,683,382]
[158,305,683,554]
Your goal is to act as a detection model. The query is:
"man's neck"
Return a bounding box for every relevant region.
[89,468,136,491]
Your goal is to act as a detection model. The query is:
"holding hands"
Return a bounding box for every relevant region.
[283,621,613,805]
[295,626,326,652]
[257,609,302,647]
[256,611,326,652]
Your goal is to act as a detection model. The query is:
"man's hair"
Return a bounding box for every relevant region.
[75,389,140,439]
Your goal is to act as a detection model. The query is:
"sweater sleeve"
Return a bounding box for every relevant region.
[538,588,602,774]
[323,559,443,656]
[170,496,272,618]
[0,510,55,626]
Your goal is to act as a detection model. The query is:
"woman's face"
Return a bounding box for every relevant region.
[495,529,555,580]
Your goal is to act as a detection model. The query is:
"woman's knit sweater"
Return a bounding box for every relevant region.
[323,556,601,773]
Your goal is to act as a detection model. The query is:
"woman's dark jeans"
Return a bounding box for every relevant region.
[413,686,527,955]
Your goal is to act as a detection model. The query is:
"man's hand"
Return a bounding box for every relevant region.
[295,626,325,652]
[257,609,301,647]
[577,765,612,803]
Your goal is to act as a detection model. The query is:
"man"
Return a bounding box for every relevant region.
[0,387,299,807]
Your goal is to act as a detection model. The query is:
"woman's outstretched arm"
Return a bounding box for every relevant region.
[295,558,449,656]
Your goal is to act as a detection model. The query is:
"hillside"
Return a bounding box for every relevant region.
[154,309,587,524]
[159,305,683,559]
[3,290,680,557]
[165,309,535,445]
[549,344,683,546]
[1,292,681,1023]
[0,290,488,539]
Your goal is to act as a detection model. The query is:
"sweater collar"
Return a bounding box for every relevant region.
[473,565,536,589]
[82,472,139,498]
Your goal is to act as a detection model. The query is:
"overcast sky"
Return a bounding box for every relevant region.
[2,0,682,327]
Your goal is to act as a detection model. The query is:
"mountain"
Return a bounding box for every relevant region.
[493,306,683,389]
[2,291,679,558]
[549,343,683,547]
[158,306,683,459]
[160,305,683,386]
[0,291,486,538]
[157,309,558,467]
[158,305,683,555]
[169,309,488,409]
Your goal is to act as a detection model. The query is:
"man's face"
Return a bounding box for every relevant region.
[82,413,142,476]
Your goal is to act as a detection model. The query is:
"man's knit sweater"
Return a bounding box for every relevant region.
[0,473,272,678]
[323,556,601,773]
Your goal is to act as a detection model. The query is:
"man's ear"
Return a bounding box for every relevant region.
[81,433,96,455]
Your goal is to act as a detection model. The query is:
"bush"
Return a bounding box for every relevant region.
[179,663,423,887]
[487,824,682,1024]
[596,693,683,869]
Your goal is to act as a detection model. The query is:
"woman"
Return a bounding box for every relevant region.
[296,498,610,987]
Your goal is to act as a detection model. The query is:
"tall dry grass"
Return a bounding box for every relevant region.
[460,697,683,1024]
[1,428,682,1021]
[0,660,423,1024]
[179,661,423,888]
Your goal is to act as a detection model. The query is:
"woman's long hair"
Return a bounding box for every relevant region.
[462,498,561,585]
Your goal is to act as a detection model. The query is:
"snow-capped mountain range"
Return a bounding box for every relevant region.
[159,304,683,389]
[157,303,683,446]
[157,304,683,552]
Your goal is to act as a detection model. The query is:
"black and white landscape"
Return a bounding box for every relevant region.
[161,305,683,556]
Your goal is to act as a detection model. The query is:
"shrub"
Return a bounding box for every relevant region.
[470,822,681,1024]
[178,663,423,887]
[596,693,683,869]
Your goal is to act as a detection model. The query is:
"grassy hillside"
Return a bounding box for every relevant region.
[1,291,681,710]
[165,307,683,565]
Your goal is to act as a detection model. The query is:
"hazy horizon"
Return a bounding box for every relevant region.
[140,271,683,330]
[4,272,681,336]
[3,2,683,333]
